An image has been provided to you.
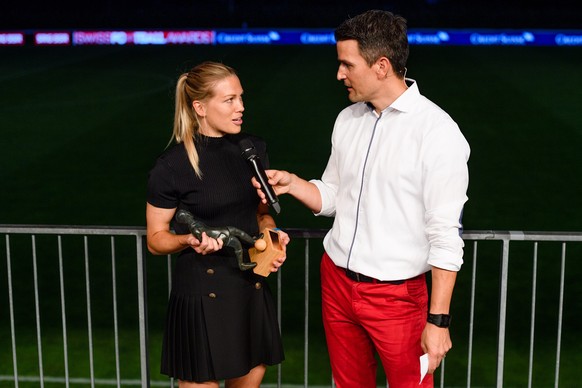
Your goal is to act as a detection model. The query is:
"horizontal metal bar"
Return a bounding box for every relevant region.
[0,225,146,236]
[3,226,582,242]
[461,230,582,241]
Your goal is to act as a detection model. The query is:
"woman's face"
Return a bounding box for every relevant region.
[196,75,244,137]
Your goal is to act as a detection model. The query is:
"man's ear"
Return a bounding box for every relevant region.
[375,57,392,79]
[193,100,205,117]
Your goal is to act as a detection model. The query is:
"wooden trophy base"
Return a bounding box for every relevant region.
[248,228,284,277]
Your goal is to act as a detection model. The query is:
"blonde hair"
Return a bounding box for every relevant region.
[171,61,238,177]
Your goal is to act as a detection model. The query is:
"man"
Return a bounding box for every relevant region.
[254,10,469,387]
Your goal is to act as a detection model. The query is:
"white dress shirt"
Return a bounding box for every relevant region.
[311,80,470,281]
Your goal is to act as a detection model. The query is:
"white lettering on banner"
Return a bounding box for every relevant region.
[0,33,24,45]
[556,34,582,46]
[470,32,534,45]
[35,33,70,45]
[217,33,243,44]
[74,31,114,45]
[134,31,166,44]
[216,31,279,44]
[110,31,128,45]
[165,31,213,44]
[268,31,280,41]
[408,31,450,45]
[72,30,213,45]
[300,32,335,44]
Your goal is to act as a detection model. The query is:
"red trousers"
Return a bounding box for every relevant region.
[321,252,433,388]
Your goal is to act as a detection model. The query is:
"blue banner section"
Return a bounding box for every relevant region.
[3,28,582,47]
[214,29,336,45]
[407,29,582,46]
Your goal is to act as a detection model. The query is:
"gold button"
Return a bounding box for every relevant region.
[206,268,215,275]
[255,282,262,289]
[209,293,216,298]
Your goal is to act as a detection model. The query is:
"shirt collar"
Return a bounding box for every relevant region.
[367,78,419,115]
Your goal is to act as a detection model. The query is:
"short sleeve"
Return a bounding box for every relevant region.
[146,158,179,209]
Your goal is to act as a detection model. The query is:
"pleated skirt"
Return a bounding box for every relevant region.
[160,250,284,382]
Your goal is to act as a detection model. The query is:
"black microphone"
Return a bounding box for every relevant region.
[239,139,281,214]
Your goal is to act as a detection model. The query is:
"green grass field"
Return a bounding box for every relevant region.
[1,44,582,386]
[2,45,582,230]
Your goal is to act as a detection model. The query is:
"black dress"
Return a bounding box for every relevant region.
[146,133,284,382]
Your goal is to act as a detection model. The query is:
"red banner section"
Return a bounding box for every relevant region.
[72,30,214,45]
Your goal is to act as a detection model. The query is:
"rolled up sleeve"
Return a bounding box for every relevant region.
[423,120,470,271]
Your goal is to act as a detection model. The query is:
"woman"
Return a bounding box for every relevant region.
[146,61,288,387]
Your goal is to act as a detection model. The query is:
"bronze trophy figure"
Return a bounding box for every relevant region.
[176,209,259,271]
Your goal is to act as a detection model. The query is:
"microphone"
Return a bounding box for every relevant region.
[239,139,281,214]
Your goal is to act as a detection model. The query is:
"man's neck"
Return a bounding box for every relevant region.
[370,77,409,114]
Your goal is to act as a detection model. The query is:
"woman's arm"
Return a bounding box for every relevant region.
[146,203,222,255]
[256,202,277,231]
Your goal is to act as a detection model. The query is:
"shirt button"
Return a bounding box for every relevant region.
[208,293,216,298]
[206,268,215,275]
[255,282,262,289]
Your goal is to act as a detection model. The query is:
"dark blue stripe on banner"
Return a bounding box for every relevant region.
[4,28,582,47]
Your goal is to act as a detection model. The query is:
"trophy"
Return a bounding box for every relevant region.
[176,209,283,276]
[248,228,284,277]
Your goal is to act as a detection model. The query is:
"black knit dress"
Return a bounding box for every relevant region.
[146,133,284,382]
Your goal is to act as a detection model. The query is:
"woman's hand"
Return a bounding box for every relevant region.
[180,232,224,255]
[270,229,290,273]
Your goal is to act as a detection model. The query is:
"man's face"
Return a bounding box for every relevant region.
[336,40,378,103]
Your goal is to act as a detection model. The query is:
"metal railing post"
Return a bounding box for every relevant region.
[554,243,566,388]
[466,241,478,388]
[527,242,538,388]
[31,235,45,388]
[496,237,511,388]
[6,235,19,388]
[110,236,122,388]
[136,235,150,388]
[83,236,96,388]
[303,239,309,388]
[57,235,70,388]
[276,261,282,388]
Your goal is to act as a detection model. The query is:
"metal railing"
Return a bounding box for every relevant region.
[459,231,578,388]
[1,225,580,387]
[1,226,149,388]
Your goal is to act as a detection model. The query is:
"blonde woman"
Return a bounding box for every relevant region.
[146,61,288,388]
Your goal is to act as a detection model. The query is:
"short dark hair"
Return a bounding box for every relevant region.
[335,10,409,78]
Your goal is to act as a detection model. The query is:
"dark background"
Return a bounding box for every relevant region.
[1,2,582,386]
[2,1,582,232]
[2,0,582,232]
[3,0,582,30]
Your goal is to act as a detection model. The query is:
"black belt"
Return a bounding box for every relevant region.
[345,268,406,285]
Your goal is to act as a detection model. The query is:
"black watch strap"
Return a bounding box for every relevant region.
[427,313,451,328]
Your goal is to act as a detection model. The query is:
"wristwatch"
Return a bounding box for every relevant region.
[427,313,451,328]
